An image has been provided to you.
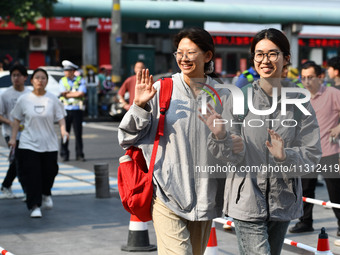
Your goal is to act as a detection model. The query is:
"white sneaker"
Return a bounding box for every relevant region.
[30,207,42,218]
[1,187,16,199]
[335,239,340,246]
[42,195,53,209]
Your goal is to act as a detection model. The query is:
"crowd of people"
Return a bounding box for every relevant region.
[1,26,340,254]
[118,27,340,255]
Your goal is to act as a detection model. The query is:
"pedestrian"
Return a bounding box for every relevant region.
[327,56,340,89]
[118,61,145,111]
[204,28,321,255]
[235,65,260,88]
[2,54,13,71]
[231,70,241,85]
[118,27,243,255]
[289,61,340,236]
[0,64,30,199]
[97,67,107,94]
[85,67,99,119]
[9,68,69,218]
[59,60,87,162]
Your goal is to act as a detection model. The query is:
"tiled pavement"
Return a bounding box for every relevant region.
[0,146,117,199]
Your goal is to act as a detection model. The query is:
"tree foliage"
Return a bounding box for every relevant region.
[0,0,58,36]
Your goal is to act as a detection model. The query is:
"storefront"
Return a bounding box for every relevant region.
[209,32,340,77]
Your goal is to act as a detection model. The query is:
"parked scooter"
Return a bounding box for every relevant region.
[98,76,126,120]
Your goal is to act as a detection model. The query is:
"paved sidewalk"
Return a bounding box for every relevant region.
[1,142,340,254]
[1,185,340,255]
[0,146,118,199]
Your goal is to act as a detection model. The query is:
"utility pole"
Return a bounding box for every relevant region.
[282,23,302,68]
[82,18,99,67]
[110,0,122,83]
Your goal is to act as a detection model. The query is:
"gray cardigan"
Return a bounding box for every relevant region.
[118,72,234,221]
[208,79,322,222]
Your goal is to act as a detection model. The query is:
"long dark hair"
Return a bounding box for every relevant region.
[174,27,220,80]
[250,28,291,65]
[31,68,48,82]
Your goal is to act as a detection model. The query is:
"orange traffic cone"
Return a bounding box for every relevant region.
[204,221,218,255]
[121,214,157,252]
[315,227,333,254]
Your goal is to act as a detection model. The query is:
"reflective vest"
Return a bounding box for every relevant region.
[292,78,304,88]
[242,70,254,83]
[59,76,84,107]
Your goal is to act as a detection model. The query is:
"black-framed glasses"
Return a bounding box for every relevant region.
[254,51,281,63]
[173,51,200,61]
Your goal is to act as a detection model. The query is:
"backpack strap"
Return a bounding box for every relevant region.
[236,83,253,121]
[148,78,173,176]
[293,93,307,123]
[158,78,173,136]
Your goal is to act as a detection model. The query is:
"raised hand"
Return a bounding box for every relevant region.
[265,129,286,161]
[199,103,227,140]
[231,134,244,154]
[133,69,157,109]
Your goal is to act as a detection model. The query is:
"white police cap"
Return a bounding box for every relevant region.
[62,60,79,71]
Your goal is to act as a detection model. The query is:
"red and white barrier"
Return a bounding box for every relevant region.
[303,197,340,210]
[214,217,235,228]
[284,238,317,253]
[0,246,15,255]
[214,217,318,254]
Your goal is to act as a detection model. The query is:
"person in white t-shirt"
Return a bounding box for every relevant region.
[9,68,69,218]
[0,64,30,199]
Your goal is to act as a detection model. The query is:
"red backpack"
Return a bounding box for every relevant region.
[117,78,173,222]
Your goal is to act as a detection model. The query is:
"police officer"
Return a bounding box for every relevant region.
[59,60,87,161]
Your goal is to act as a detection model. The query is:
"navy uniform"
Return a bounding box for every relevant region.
[59,60,87,161]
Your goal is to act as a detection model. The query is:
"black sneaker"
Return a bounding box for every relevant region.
[289,222,314,233]
[337,228,340,237]
[76,156,86,162]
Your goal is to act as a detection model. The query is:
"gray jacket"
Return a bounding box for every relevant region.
[118,73,232,221]
[208,80,322,222]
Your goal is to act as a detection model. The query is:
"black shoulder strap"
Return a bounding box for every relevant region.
[236,83,253,121]
[293,93,307,123]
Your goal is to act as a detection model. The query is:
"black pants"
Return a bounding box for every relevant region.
[1,137,24,192]
[61,109,84,158]
[300,153,340,227]
[19,149,58,210]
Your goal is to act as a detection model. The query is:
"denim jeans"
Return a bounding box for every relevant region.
[234,219,290,255]
[87,86,98,117]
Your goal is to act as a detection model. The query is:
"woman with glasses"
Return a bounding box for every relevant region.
[9,68,68,218]
[118,27,243,254]
[203,28,321,255]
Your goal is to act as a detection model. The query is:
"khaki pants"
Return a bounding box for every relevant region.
[151,196,212,255]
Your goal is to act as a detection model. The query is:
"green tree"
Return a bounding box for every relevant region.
[0,0,58,36]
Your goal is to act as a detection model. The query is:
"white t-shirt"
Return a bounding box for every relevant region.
[11,91,64,152]
[0,86,30,138]
[86,75,99,87]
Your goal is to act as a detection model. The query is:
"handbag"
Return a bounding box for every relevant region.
[118,77,173,221]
